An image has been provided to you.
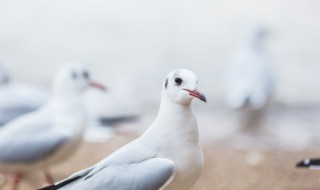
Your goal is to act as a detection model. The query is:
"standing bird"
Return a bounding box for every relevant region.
[226,25,275,131]
[0,63,105,190]
[39,69,206,190]
[0,60,49,126]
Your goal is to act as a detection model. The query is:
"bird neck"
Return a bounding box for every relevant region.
[53,93,87,133]
[156,97,193,123]
[141,96,199,145]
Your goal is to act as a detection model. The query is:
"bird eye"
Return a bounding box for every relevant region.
[83,71,90,79]
[174,77,183,85]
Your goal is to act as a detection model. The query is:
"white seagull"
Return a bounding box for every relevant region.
[39,69,206,190]
[226,24,274,130]
[227,24,274,110]
[0,60,49,126]
[0,63,105,190]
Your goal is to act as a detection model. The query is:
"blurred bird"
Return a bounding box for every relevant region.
[85,88,140,126]
[84,90,139,142]
[0,60,49,126]
[0,63,106,190]
[226,24,275,131]
[296,158,320,169]
[39,69,206,190]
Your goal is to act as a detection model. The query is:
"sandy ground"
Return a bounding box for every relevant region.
[0,136,319,190]
[1,107,320,190]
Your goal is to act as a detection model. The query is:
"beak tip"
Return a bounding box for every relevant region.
[184,88,207,103]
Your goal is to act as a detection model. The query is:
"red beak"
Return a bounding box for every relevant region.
[90,81,107,91]
[184,89,207,102]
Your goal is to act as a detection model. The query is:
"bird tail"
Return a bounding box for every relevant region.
[296,158,320,169]
[37,176,82,190]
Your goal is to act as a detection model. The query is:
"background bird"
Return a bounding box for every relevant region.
[226,24,275,132]
[39,69,206,190]
[83,90,140,143]
[0,63,105,190]
[0,59,49,126]
[296,158,320,170]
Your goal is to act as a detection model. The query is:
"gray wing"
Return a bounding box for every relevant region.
[0,128,69,163]
[0,107,69,163]
[47,158,174,190]
[41,141,175,190]
[70,158,174,190]
[0,132,68,163]
[0,106,39,126]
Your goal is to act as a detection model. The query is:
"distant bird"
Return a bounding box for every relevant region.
[226,24,275,131]
[84,83,140,142]
[39,69,206,190]
[0,60,49,126]
[0,63,105,190]
[296,158,320,169]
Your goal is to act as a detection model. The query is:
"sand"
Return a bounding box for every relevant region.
[0,127,319,190]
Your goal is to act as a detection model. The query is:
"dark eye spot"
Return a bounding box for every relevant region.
[174,77,183,86]
[83,71,90,79]
[164,78,168,89]
[72,71,78,79]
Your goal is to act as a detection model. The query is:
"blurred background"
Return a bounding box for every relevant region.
[0,0,320,189]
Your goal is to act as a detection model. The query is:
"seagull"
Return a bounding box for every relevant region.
[0,60,49,126]
[296,158,320,170]
[226,24,274,130]
[39,69,206,190]
[0,63,105,190]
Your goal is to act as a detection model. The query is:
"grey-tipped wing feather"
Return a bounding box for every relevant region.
[0,107,69,163]
[39,158,174,190]
[0,131,68,163]
[39,141,175,190]
[0,126,69,163]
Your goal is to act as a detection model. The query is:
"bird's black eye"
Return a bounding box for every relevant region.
[83,71,90,79]
[72,71,78,80]
[174,77,183,86]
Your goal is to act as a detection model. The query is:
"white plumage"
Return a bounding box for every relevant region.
[40,69,206,190]
[0,63,105,190]
[226,25,275,131]
[227,25,274,110]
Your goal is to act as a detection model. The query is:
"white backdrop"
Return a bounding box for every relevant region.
[0,0,319,108]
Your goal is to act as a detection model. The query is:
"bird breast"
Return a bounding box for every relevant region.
[163,143,203,190]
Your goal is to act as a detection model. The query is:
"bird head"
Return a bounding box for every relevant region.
[162,69,206,105]
[54,62,106,96]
